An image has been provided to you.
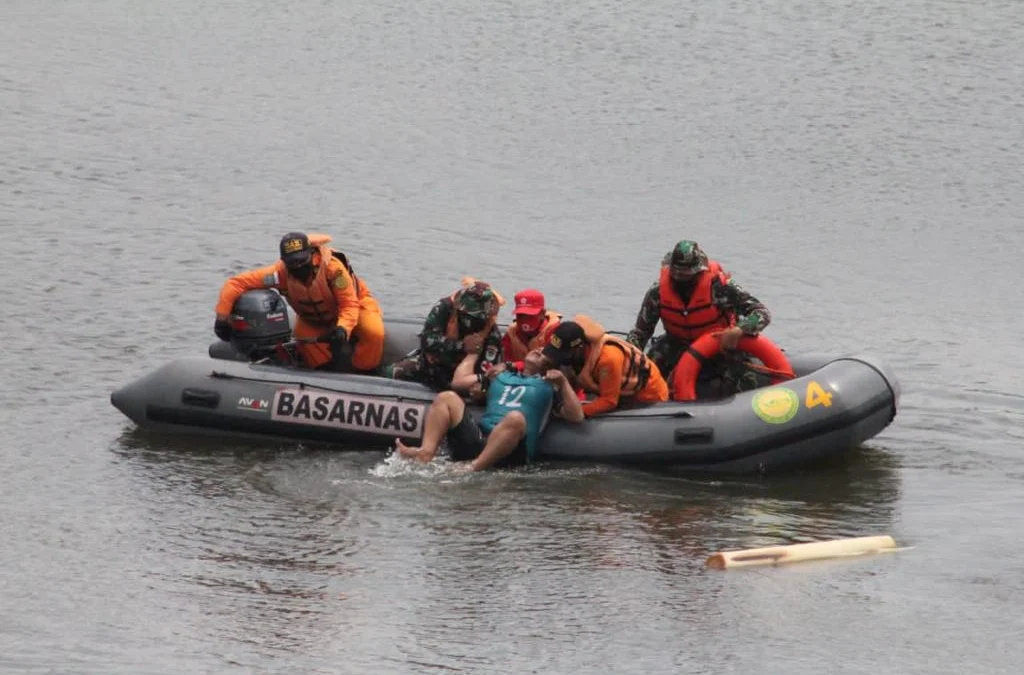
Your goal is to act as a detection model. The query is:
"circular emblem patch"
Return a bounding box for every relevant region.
[752,387,799,424]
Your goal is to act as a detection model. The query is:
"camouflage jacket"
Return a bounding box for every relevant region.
[626,276,771,349]
[420,297,504,371]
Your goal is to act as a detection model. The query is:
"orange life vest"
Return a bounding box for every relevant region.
[279,234,366,328]
[307,233,372,300]
[278,245,342,327]
[504,311,562,360]
[658,261,734,341]
[574,315,652,396]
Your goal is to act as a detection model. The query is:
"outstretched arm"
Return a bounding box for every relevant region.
[626,282,662,349]
[451,352,486,393]
[546,370,585,423]
[580,349,625,417]
[214,263,283,319]
[714,278,771,334]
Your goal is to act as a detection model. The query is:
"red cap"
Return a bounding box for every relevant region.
[513,288,545,316]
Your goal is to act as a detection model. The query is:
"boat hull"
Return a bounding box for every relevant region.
[111,327,899,474]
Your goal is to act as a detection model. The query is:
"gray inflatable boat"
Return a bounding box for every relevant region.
[111,292,900,473]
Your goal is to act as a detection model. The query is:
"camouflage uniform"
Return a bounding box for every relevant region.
[385,282,504,391]
[625,241,772,397]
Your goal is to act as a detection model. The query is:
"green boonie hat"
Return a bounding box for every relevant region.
[668,240,708,273]
[457,282,497,318]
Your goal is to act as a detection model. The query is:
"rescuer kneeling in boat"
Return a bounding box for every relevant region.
[386,278,505,392]
[396,348,584,471]
[626,240,771,398]
[500,288,563,362]
[214,232,385,372]
[540,318,669,417]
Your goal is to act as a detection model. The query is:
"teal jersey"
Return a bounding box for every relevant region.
[481,371,555,460]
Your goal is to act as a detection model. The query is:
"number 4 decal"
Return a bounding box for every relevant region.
[805,381,833,408]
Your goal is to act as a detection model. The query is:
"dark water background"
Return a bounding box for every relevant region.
[2,0,1023,673]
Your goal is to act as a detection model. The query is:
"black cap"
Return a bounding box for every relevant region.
[279,232,313,266]
[542,321,586,365]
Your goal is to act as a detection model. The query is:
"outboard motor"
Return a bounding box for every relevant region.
[209,290,292,361]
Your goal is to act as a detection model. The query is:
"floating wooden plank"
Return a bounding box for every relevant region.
[706,535,898,569]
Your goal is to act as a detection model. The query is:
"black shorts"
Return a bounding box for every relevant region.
[446,413,528,466]
[446,414,487,462]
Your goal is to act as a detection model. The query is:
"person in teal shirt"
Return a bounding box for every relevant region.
[396,348,585,471]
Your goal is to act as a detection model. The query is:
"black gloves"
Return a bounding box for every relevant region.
[214,318,233,341]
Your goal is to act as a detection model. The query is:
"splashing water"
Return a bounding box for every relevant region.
[365,447,465,480]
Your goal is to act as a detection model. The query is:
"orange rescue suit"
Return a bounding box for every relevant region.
[502,311,562,361]
[215,234,384,370]
[572,315,669,417]
[658,261,734,341]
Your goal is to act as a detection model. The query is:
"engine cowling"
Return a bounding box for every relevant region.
[209,290,292,361]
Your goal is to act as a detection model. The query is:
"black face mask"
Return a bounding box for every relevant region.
[288,262,315,282]
[458,313,487,335]
[672,276,696,298]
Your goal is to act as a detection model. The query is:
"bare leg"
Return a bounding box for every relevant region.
[396,391,465,462]
[466,411,527,472]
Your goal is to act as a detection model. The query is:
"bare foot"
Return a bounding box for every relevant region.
[395,438,418,458]
[396,438,435,462]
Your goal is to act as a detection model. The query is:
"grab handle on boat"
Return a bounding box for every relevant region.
[181,388,221,408]
[674,427,714,445]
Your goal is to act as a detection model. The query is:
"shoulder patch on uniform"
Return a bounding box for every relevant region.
[485,345,499,362]
[332,274,348,290]
[598,367,610,381]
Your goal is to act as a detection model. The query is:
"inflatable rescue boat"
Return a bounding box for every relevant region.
[110,291,900,473]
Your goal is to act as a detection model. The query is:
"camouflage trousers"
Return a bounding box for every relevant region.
[648,334,762,399]
[382,353,456,391]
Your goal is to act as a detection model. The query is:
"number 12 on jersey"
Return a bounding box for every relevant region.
[497,385,526,407]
